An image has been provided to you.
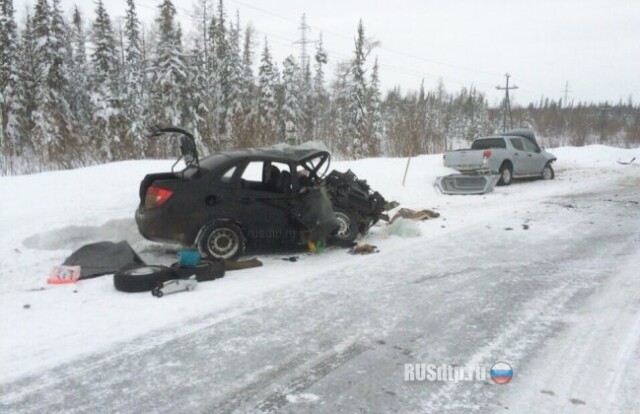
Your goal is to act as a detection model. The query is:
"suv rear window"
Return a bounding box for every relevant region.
[471,138,506,150]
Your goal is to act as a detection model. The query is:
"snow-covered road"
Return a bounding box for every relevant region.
[1,147,639,413]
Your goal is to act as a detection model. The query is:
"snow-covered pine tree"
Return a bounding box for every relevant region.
[29,0,53,167]
[0,0,19,173]
[240,23,256,148]
[14,11,37,167]
[213,0,230,139]
[91,0,119,160]
[224,12,245,148]
[69,6,92,150]
[152,0,187,157]
[281,55,301,145]
[299,58,313,144]
[329,61,351,155]
[123,0,145,155]
[202,12,221,149]
[366,56,382,157]
[311,34,328,144]
[346,19,369,159]
[257,39,278,146]
[45,0,74,168]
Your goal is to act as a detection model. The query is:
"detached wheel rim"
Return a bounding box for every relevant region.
[334,212,352,239]
[543,166,553,180]
[502,168,512,184]
[207,228,239,259]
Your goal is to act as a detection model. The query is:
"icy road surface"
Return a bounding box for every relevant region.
[1,146,639,413]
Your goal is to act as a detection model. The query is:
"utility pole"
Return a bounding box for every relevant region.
[294,13,313,70]
[496,73,518,130]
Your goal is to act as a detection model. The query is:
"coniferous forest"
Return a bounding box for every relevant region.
[1,0,639,175]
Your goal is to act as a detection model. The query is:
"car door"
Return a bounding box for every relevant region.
[508,137,526,175]
[233,160,298,246]
[521,138,546,174]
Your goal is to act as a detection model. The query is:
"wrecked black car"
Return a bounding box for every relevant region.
[135,127,395,260]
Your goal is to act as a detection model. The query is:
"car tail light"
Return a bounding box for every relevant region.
[482,149,492,159]
[144,186,173,209]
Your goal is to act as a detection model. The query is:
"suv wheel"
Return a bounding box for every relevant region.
[497,163,513,186]
[197,221,245,261]
[542,163,555,180]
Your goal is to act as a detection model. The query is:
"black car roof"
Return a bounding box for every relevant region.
[213,147,330,164]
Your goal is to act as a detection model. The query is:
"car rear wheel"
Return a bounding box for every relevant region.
[497,163,513,186]
[197,221,245,261]
[542,163,555,180]
[329,208,359,244]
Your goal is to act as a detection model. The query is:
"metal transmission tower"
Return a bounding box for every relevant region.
[294,13,314,70]
[496,73,519,131]
[562,81,572,107]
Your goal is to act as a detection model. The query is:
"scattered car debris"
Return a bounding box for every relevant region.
[385,218,421,238]
[152,275,197,298]
[223,257,263,271]
[349,244,379,255]
[617,157,636,165]
[47,265,81,284]
[390,208,440,223]
[177,249,201,267]
[62,241,145,279]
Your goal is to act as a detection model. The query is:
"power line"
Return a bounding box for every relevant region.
[137,0,551,100]
[226,0,503,79]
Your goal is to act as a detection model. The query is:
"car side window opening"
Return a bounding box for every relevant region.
[509,138,525,151]
[522,138,538,152]
[240,161,293,193]
[219,166,237,183]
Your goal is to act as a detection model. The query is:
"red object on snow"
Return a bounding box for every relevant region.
[47,266,81,284]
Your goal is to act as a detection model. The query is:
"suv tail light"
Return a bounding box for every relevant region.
[482,149,492,159]
[144,186,173,209]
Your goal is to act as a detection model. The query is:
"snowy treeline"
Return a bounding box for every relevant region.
[1,0,639,175]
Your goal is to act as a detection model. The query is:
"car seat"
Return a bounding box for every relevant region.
[267,166,281,191]
[278,171,292,193]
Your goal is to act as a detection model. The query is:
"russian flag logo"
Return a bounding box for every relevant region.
[490,362,513,384]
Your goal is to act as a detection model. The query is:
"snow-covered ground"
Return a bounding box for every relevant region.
[1,145,639,413]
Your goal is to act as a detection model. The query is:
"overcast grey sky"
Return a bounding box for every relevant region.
[14,0,640,105]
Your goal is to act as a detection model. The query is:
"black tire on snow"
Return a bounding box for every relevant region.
[497,162,513,186]
[542,163,555,180]
[329,208,360,244]
[170,260,225,281]
[196,221,245,261]
[114,265,176,293]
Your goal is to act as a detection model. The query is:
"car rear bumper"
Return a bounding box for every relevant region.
[135,206,194,246]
